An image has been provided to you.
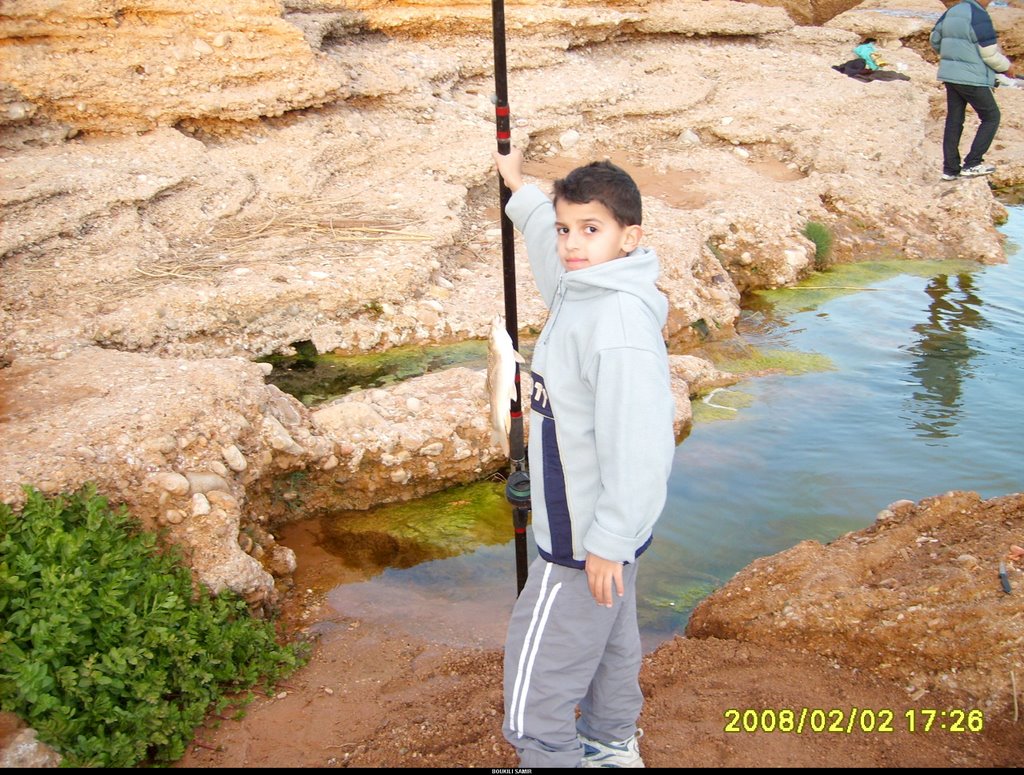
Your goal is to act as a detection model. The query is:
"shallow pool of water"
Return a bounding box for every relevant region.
[284,205,1024,653]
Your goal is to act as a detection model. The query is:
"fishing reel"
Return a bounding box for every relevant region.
[505,469,531,511]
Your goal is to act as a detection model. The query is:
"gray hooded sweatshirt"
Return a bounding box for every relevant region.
[506,184,676,568]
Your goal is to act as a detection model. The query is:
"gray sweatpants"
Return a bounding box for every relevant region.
[502,556,643,768]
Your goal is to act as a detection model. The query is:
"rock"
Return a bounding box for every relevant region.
[152,471,190,495]
[0,0,1021,633]
[222,443,248,472]
[191,492,211,517]
[266,544,297,577]
[262,416,305,456]
[185,471,232,494]
[558,129,580,149]
[0,725,62,768]
[686,491,1024,715]
[207,490,239,511]
[312,402,387,434]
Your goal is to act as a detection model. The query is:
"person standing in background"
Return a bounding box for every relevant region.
[930,0,1016,181]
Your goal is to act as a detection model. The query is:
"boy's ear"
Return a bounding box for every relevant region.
[621,224,642,254]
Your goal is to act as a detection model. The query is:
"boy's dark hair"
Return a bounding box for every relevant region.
[552,160,642,227]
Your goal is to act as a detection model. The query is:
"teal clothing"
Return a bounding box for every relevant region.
[853,42,882,71]
[930,0,1011,87]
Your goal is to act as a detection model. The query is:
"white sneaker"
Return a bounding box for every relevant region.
[961,164,995,177]
[580,728,644,768]
[941,172,959,181]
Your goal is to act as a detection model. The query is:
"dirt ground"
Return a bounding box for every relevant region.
[174,513,1024,770]
[173,612,1023,769]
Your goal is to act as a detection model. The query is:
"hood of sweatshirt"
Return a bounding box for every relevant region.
[558,245,668,327]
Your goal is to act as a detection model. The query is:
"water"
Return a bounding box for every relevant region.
[305,206,1024,653]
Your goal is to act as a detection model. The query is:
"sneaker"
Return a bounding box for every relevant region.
[941,172,960,181]
[961,164,995,177]
[580,728,644,768]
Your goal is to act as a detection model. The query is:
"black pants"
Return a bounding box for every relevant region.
[942,82,1000,175]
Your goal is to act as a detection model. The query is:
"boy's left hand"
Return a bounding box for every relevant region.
[585,553,624,608]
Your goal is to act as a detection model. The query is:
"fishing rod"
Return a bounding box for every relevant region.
[491,0,530,596]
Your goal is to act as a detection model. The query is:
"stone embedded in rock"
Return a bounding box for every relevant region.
[312,401,387,434]
[151,471,190,495]
[206,490,239,510]
[263,415,305,456]
[191,492,211,517]
[185,470,232,494]
[221,444,248,471]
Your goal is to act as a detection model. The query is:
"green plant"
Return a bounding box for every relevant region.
[361,299,384,316]
[802,221,834,270]
[0,485,307,767]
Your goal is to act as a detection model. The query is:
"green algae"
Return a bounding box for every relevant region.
[711,347,834,378]
[638,580,721,633]
[691,387,756,424]
[319,479,516,571]
[749,258,981,316]
[259,339,487,406]
[260,338,535,406]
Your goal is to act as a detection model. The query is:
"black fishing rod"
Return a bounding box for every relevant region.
[491,0,530,596]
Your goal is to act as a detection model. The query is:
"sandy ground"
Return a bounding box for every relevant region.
[173,615,1023,769]
[174,517,1024,769]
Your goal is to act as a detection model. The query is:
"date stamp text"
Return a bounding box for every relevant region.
[723,708,984,734]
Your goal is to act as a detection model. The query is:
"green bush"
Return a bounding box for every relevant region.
[802,221,834,270]
[0,485,307,767]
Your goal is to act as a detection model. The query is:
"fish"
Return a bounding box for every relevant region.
[486,314,525,457]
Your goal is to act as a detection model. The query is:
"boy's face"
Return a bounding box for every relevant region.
[554,199,642,272]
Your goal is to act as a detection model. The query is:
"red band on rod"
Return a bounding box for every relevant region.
[496,106,510,116]
[497,130,511,140]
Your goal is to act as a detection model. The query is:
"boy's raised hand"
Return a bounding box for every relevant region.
[493,147,525,192]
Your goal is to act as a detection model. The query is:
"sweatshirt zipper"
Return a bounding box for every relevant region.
[543,274,569,345]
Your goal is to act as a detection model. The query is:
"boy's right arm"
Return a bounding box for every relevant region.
[493,150,563,307]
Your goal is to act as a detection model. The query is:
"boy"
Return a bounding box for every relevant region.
[492,148,676,768]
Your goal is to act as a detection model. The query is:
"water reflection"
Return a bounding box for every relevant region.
[903,273,989,441]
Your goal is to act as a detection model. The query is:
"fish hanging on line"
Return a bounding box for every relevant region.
[486,314,525,457]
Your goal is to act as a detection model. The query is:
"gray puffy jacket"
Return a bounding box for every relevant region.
[930,0,1011,87]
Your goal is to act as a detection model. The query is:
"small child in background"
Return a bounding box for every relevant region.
[853,38,888,71]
